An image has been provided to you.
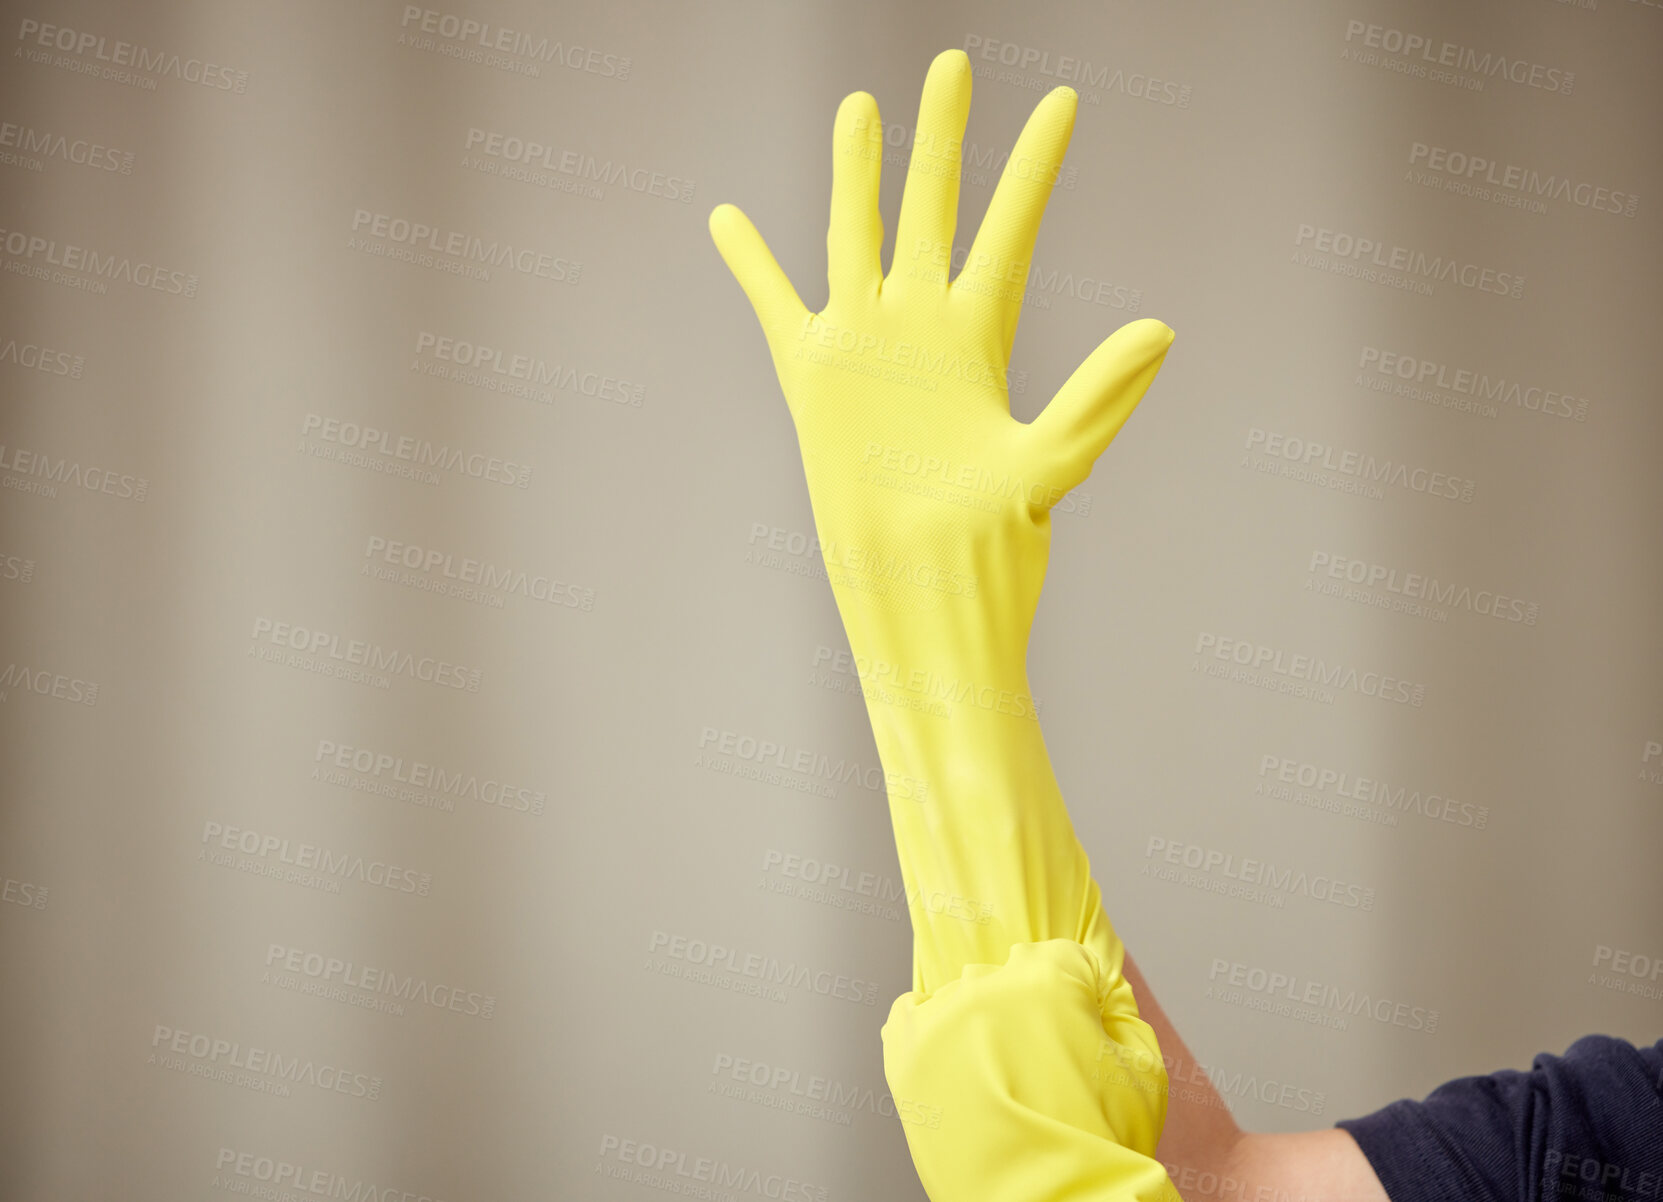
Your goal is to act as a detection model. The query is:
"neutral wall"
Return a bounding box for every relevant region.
[1,1,1660,1199]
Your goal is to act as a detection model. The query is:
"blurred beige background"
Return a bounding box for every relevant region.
[1,0,1660,1198]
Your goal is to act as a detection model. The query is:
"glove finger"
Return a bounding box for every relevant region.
[889,49,971,294]
[708,202,811,345]
[828,90,885,301]
[1026,318,1175,500]
[958,85,1077,359]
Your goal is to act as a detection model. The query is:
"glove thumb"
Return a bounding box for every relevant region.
[1026,317,1176,503]
[709,203,811,349]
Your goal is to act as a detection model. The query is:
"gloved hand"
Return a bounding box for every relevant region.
[710,47,1179,1201]
[882,939,1182,1202]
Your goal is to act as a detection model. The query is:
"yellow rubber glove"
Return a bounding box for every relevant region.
[710,47,1180,1202]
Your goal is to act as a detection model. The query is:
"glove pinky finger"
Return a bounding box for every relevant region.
[709,203,811,344]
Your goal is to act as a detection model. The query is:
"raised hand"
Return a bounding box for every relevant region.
[710,48,1174,666]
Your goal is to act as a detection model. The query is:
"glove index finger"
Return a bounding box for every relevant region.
[709,203,811,344]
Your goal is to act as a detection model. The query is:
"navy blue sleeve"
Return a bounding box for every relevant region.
[1333,1034,1663,1202]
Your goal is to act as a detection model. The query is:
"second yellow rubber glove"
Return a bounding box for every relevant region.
[711,47,1179,1202]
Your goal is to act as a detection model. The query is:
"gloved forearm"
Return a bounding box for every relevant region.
[841,556,1173,1178]
[841,606,1119,1013]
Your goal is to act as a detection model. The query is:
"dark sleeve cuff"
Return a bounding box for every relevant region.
[1333,1035,1663,1202]
[1333,1072,1528,1202]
